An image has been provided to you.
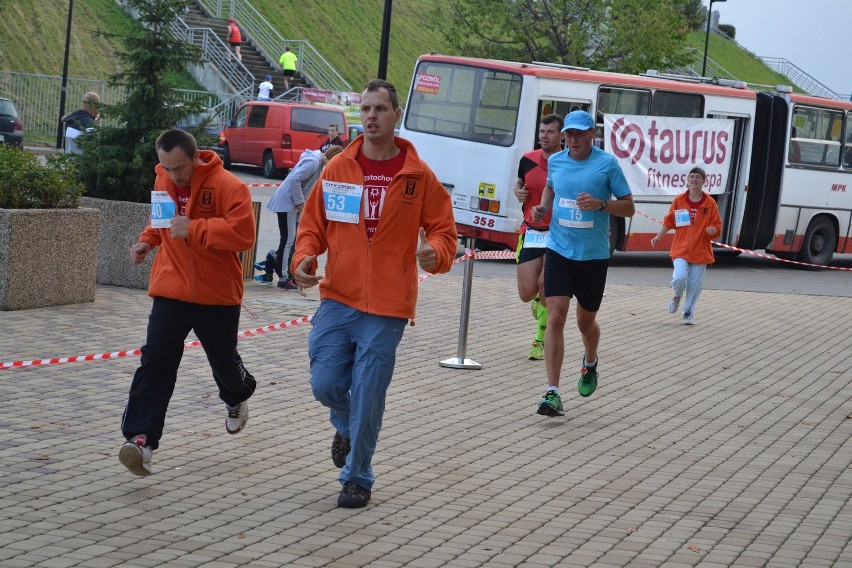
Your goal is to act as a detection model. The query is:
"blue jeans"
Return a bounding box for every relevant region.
[672,258,707,318]
[308,299,407,490]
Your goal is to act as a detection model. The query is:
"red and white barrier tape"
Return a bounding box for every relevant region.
[3,251,498,370]
[417,249,477,281]
[0,316,312,371]
[634,209,851,271]
[247,182,280,187]
[473,249,516,260]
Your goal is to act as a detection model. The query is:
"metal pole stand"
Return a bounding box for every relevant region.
[440,237,482,370]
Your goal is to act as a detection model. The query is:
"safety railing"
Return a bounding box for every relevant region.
[711,26,844,100]
[0,71,235,141]
[169,17,255,96]
[760,57,842,100]
[671,48,737,81]
[196,0,351,93]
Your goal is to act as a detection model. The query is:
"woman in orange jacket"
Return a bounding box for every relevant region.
[650,167,722,325]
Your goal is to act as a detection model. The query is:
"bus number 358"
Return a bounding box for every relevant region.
[473,215,495,228]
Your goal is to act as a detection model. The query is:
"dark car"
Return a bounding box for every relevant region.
[0,97,24,148]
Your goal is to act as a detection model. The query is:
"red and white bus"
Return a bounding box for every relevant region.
[399,54,852,265]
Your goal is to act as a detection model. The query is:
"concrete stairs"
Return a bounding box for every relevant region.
[183,1,309,100]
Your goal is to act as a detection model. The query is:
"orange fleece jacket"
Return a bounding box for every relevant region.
[138,150,256,306]
[662,190,722,265]
[292,136,458,319]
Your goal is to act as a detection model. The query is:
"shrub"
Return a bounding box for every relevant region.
[0,146,85,209]
[717,24,736,39]
[72,0,207,203]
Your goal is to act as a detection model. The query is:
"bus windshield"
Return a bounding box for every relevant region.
[405,61,522,147]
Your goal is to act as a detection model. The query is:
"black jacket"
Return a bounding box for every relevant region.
[62,109,96,130]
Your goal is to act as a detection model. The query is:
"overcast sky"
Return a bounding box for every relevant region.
[713,0,851,98]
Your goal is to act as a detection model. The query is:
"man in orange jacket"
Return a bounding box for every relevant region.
[292,79,457,508]
[119,129,257,477]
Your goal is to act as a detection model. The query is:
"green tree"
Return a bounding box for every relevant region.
[675,0,705,31]
[74,0,206,203]
[436,0,694,75]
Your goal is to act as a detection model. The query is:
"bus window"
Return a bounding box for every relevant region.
[596,87,650,146]
[535,99,590,149]
[405,62,522,146]
[651,90,704,118]
[791,105,844,167]
[597,87,650,118]
[843,111,852,169]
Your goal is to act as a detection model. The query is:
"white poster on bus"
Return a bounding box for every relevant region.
[604,115,735,195]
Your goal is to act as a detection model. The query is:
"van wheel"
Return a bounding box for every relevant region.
[222,144,232,170]
[796,216,836,267]
[262,152,281,179]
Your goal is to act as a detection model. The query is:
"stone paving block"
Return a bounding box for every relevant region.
[2,279,851,567]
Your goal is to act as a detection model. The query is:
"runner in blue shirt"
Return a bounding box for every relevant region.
[530,110,635,417]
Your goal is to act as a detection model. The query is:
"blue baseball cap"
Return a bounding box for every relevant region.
[561,110,595,132]
[265,75,272,81]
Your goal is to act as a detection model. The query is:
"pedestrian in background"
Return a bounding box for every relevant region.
[279,46,298,91]
[258,75,273,101]
[650,167,722,325]
[320,124,346,152]
[227,18,242,61]
[62,92,100,154]
[259,145,344,289]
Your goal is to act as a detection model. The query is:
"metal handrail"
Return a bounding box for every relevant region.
[168,18,254,95]
[711,25,844,100]
[760,57,840,100]
[196,0,351,93]
[670,48,736,81]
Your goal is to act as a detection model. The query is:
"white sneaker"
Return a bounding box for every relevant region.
[683,314,694,325]
[119,435,153,476]
[667,296,680,313]
[225,401,249,434]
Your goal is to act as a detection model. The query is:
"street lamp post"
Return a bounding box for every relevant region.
[56,0,74,149]
[377,0,393,80]
[701,0,726,77]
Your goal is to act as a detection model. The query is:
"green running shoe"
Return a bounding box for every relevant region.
[578,366,598,397]
[528,340,544,361]
[537,390,564,417]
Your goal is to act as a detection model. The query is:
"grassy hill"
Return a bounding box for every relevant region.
[247,0,447,97]
[685,31,803,92]
[0,0,449,99]
[0,0,805,102]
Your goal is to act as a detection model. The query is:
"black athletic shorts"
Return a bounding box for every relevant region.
[515,230,548,264]
[543,249,608,312]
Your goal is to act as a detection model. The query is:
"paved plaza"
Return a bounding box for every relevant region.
[1,264,851,567]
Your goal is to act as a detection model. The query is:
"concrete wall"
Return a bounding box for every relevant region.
[0,208,100,310]
[81,197,153,290]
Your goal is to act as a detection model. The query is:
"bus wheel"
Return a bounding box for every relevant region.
[797,216,836,267]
